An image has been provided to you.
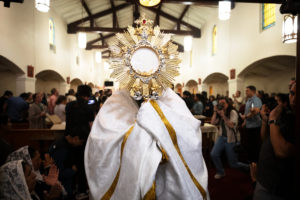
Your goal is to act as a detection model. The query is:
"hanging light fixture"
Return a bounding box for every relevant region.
[95,51,102,63]
[35,0,50,13]
[139,0,161,7]
[78,32,86,49]
[282,15,298,44]
[184,36,192,52]
[104,62,110,71]
[219,1,231,21]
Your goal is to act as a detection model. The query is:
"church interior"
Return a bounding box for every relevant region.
[0,0,299,200]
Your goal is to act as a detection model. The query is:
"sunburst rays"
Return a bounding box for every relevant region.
[108,15,181,100]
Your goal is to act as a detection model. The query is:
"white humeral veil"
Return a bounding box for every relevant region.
[85,88,208,200]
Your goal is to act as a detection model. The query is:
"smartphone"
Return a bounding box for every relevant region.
[88,99,95,105]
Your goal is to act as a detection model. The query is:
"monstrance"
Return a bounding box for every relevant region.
[109,14,181,100]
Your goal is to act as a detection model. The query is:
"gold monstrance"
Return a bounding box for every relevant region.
[109,14,181,100]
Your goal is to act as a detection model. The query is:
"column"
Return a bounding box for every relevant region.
[228,78,244,98]
[16,75,36,94]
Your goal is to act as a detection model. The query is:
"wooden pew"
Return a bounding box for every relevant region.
[0,126,64,154]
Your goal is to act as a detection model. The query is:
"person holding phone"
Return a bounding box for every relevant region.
[240,86,262,162]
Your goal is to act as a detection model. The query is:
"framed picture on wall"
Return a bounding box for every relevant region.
[198,78,201,85]
[230,69,236,80]
[27,65,34,78]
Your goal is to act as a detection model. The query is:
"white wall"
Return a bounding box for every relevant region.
[35,79,66,95]
[0,0,104,93]
[0,70,17,95]
[175,3,296,96]
[243,71,295,94]
[204,82,229,96]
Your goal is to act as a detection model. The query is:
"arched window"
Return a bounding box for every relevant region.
[212,25,217,55]
[262,4,276,30]
[49,18,56,52]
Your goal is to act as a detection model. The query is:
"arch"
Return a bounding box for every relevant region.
[185,79,198,94]
[0,55,25,95]
[238,55,296,94]
[70,78,83,92]
[35,70,66,95]
[203,72,229,96]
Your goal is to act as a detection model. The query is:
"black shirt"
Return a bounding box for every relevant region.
[257,108,295,198]
[65,99,94,136]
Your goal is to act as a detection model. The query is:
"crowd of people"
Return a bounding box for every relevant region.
[0,86,112,199]
[0,87,112,128]
[0,78,296,200]
[180,79,296,199]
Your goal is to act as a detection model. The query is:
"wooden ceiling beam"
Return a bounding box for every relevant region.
[155,4,162,26]
[154,0,284,4]
[144,6,200,37]
[74,26,200,37]
[177,5,190,30]
[86,33,115,46]
[171,41,184,52]
[86,44,109,50]
[67,3,131,33]
[80,0,94,27]
[0,0,23,8]
[110,0,119,28]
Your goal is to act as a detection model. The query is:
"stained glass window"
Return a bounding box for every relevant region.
[49,18,55,52]
[262,4,276,30]
[212,25,217,56]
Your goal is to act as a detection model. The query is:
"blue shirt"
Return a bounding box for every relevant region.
[244,95,262,128]
[6,97,29,122]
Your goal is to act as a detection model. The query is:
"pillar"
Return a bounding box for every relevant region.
[228,78,244,98]
[16,75,36,94]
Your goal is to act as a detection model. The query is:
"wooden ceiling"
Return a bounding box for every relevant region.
[52,0,291,52]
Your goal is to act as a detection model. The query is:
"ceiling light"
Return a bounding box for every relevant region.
[95,51,102,63]
[139,0,161,7]
[35,0,50,13]
[184,36,192,52]
[219,1,231,21]
[104,62,110,71]
[78,32,86,49]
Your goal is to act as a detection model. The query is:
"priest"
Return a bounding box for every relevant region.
[84,15,208,200]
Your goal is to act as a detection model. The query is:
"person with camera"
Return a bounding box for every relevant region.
[210,97,249,179]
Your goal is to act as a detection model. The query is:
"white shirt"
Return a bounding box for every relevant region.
[54,104,66,122]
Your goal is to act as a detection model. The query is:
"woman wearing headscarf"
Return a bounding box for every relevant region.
[5,146,63,199]
[0,160,32,200]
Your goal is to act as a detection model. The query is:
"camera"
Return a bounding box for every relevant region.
[217,103,224,110]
